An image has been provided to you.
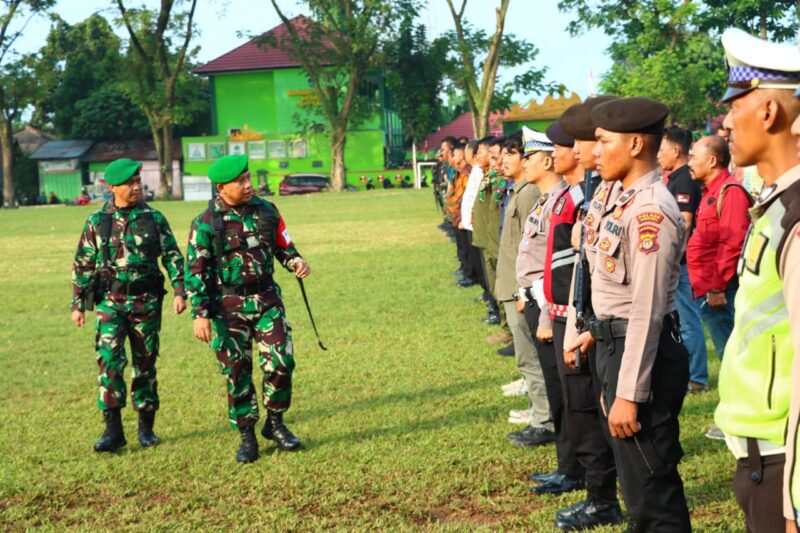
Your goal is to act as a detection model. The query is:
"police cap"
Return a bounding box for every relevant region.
[590,97,670,136]
[558,95,617,141]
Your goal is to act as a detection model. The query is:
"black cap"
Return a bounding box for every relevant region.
[558,95,617,141]
[545,121,574,147]
[591,97,670,136]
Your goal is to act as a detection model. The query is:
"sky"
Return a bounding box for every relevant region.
[12,0,612,104]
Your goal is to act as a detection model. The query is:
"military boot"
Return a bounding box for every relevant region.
[137,411,161,448]
[236,425,259,463]
[261,411,301,451]
[94,408,127,453]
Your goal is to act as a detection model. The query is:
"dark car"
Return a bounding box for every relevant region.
[279,174,330,196]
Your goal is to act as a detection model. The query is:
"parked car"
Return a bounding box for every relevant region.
[279,174,330,196]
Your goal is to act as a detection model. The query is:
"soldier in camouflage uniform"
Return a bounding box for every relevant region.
[186,154,310,463]
[71,158,186,453]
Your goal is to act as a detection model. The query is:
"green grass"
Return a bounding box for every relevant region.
[0,190,742,530]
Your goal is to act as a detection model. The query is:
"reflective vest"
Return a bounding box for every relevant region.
[715,196,792,444]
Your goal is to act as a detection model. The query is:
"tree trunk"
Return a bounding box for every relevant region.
[161,124,174,198]
[0,119,15,208]
[330,125,346,192]
[759,2,767,39]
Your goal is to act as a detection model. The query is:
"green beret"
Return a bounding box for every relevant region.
[105,158,142,185]
[591,97,670,136]
[558,95,617,141]
[208,155,249,184]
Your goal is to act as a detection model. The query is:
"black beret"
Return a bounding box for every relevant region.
[591,97,670,136]
[545,121,574,147]
[557,95,617,141]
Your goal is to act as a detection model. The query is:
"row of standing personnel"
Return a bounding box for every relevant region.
[71,154,310,464]
[436,27,800,532]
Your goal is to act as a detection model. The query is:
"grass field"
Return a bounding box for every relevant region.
[0,189,742,531]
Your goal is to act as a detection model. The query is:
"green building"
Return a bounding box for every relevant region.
[184,15,404,191]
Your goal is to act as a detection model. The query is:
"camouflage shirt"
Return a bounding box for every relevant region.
[185,196,301,319]
[71,202,185,312]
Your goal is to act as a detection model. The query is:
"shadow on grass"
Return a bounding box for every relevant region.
[291,378,494,424]
[303,404,502,449]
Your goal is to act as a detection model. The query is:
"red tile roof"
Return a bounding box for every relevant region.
[419,111,507,152]
[194,15,320,75]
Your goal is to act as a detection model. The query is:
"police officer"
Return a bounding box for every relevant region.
[565,97,692,531]
[709,29,800,531]
[71,158,186,452]
[545,106,622,530]
[186,154,310,463]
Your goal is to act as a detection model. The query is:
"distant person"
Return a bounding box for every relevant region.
[75,188,91,206]
[686,135,750,360]
[48,191,60,204]
[366,178,375,190]
[382,177,394,189]
[400,176,413,189]
[70,158,186,453]
[657,125,707,393]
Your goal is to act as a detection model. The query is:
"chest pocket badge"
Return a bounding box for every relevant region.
[744,232,768,275]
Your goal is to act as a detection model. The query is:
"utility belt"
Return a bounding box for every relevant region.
[589,310,681,342]
[108,275,163,296]
[220,277,273,297]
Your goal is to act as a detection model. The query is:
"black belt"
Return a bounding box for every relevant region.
[588,318,629,341]
[109,277,162,295]
[220,278,273,297]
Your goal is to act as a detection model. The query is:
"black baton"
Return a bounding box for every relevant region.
[297,277,328,351]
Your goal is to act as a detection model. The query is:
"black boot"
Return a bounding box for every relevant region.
[554,498,623,531]
[137,411,161,448]
[261,411,301,451]
[94,409,127,453]
[236,425,259,463]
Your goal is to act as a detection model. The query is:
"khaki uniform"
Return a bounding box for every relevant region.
[578,170,691,531]
[495,179,551,430]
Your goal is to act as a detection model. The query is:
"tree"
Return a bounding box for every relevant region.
[442,0,555,138]
[0,0,53,208]
[266,1,418,192]
[115,0,198,198]
[558,0,800,127]
[384,21,447,183]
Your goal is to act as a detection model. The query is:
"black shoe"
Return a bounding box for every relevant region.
[236,425,259,463]
[554,499,623,531]
[507,426,556,448]
[457,277,478,288]
[496,343,515,357]
[556,499,588,520]
[482,312,500,325]
[261,411,302,451]
[529,469,559,483]
[137,410,161,448]
[94,408,127,453]
[452,269,463,277]
[530,474,584,495]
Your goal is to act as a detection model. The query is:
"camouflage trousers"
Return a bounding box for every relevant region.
[211,290,294,429]
[95,293,161,412]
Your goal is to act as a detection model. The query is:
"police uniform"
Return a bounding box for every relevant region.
[544,113,622,531]
[514,128,581,489]
[708,28,800,531]
[72,158,185,452]
[186,155,305,463]
[581,98,692,531]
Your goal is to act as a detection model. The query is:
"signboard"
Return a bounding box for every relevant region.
[228,141,246,156]
[289,139,308,158]
[40,159,78,173]
[268,140,287,159]
[248,141,266,160]
[187,143,206,161]
[208,142,226,159]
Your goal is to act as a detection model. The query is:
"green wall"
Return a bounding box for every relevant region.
[41,171,82,201]
[213,71,276,134]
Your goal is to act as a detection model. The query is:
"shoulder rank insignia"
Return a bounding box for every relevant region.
[758,184,777,204]
[617,189,636,206]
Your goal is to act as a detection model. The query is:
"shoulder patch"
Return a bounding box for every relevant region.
[636,212,664,225]
[676,193,690,204]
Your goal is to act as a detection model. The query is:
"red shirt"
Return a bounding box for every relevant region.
[686,169,751,298]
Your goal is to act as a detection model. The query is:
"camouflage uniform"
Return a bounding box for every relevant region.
[72,202,185,412]
[186,196,301,429]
